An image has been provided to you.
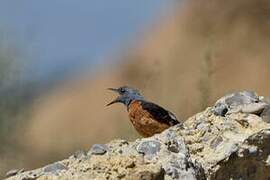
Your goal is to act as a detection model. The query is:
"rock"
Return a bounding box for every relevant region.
[136,140,161,155]
[239,102,268,114]
[6,169,24,178]
[225,91,259,106]
[260,97,270,104]
[89,144,108,155]
[167,139,180,153]
[17,171,43,180]
[261,105,270,123]
[212,102,228,116]
[73,150,87,159]
[164,129,187,154]
[43,162,67,174]
[213,91,270,118]
[6,91,270,180]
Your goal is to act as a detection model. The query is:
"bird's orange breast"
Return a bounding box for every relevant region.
[128,100,170,137]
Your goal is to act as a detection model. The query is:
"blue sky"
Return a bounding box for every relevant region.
[0,0,174,80]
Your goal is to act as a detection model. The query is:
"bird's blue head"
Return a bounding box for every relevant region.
[107,86,144,107]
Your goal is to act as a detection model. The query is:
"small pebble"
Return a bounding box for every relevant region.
[44,162,67,173]
[89,144,108,155]
[136,140,161,155]
[213,103,228,116]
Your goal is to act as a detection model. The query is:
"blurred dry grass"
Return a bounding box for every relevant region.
[10,0,270,172]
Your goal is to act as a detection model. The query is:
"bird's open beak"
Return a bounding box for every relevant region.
[107,88,120,106]
[106,98,121,106]
[107,88,119,93]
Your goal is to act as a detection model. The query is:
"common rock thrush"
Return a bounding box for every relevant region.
[107,86,181,137]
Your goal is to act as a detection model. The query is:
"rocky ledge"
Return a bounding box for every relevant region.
[6,91,270,180]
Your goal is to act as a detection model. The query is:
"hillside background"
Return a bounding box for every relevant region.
[1,0,270,177]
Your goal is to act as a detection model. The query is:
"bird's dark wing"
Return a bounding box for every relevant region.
[139,100,179,126]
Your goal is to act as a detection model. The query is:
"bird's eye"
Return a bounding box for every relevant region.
[120,88,125,93]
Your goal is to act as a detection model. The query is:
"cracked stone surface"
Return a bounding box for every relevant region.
[6,91,270,180]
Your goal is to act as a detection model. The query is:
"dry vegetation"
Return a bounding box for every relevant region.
[12,0,270,172]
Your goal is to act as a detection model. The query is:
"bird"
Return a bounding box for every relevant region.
[107,86,181,137]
